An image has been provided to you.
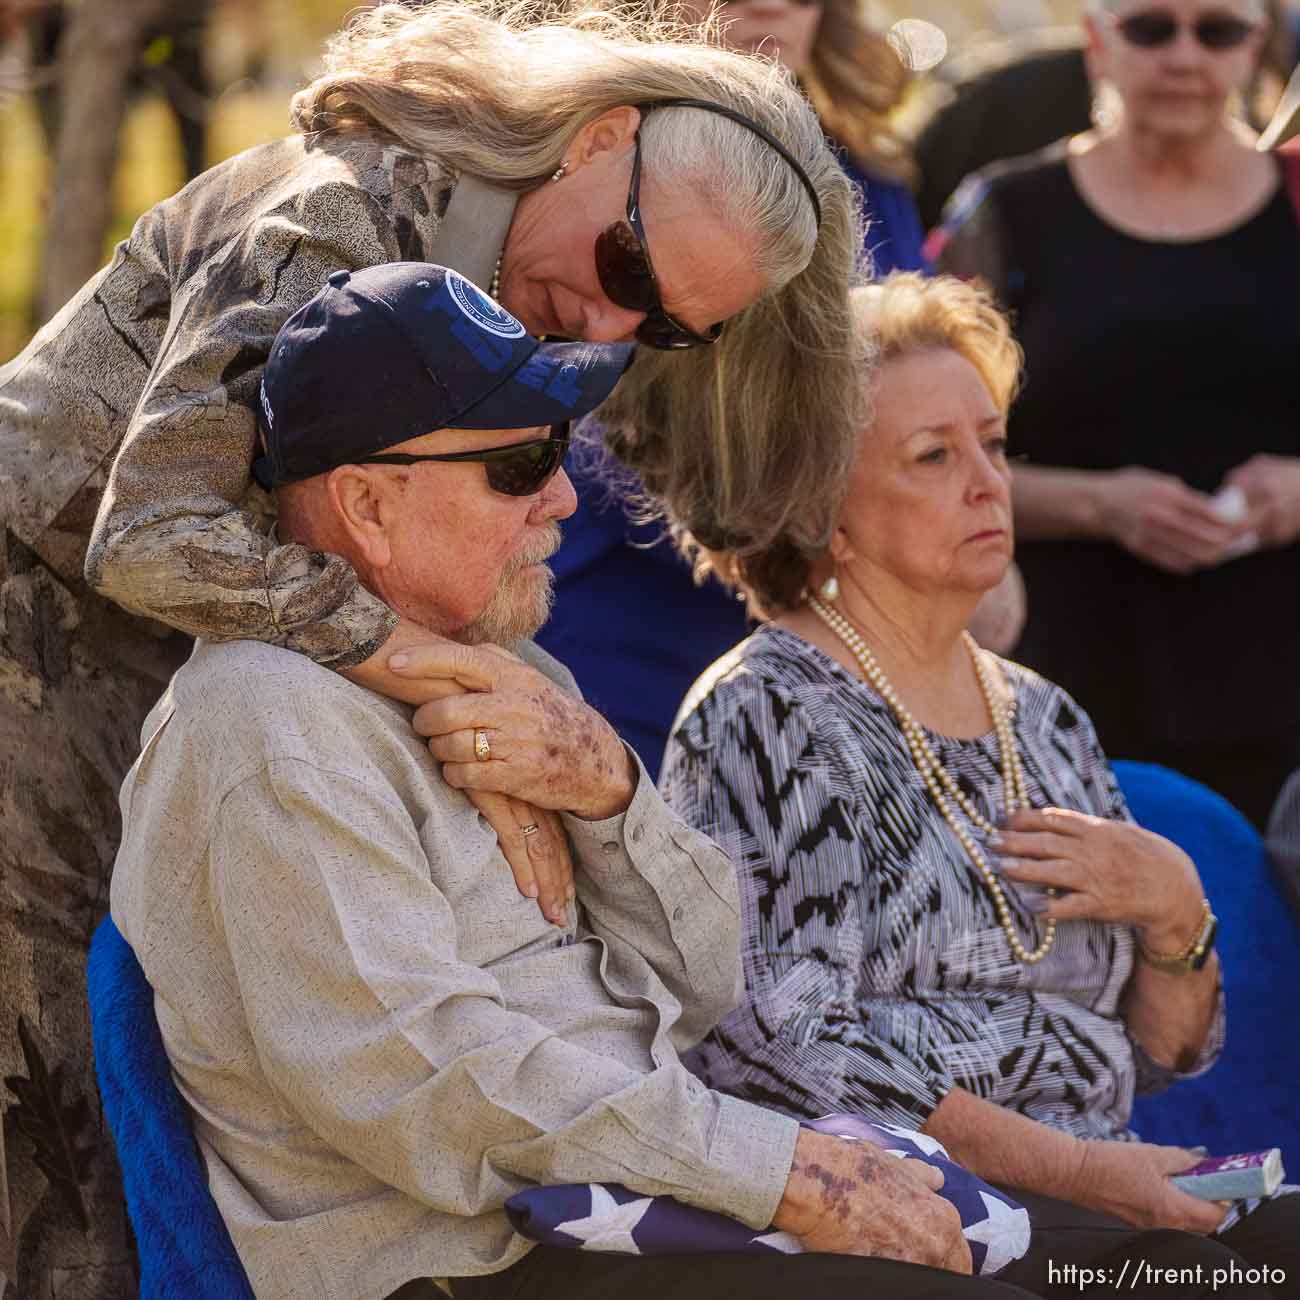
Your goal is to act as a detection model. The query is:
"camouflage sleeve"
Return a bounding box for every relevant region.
[83,179,415,669]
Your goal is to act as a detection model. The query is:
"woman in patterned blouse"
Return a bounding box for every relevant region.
[660,272,1298,1293]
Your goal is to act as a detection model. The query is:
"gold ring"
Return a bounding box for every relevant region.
[520,823,540,837]
[474,729,491,762]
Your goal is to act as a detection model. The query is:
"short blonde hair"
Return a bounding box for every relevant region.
[855,272,1022,416]
[701,272,1022,615]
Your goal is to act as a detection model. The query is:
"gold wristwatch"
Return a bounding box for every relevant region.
[1137,899,1218,974]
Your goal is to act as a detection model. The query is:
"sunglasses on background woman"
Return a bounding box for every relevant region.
[1109,9,1259,50]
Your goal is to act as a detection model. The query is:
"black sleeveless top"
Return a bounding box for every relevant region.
[991,151,1300,751]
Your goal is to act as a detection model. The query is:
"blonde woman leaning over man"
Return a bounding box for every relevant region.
[660,274,1299,1298]
[0,2,859,1290]
[534,0,937,785]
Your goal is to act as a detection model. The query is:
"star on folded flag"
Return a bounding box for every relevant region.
[553,1185,656,1254]
[962,1191,1032,1275]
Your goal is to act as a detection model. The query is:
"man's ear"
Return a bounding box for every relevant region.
[567,104,642,172]
[327,465,393,570]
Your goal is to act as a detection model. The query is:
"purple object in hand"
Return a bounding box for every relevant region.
[1170,1149,1285,1200]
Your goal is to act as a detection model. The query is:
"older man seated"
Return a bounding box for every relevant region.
[106,265,1023,1300]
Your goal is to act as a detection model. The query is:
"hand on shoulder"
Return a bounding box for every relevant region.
[392,639,636,821]
[345,623,579,924]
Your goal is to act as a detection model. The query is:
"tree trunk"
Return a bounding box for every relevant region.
[36,0,169,324]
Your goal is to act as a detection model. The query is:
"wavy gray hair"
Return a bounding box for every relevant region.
[293,0,867,565]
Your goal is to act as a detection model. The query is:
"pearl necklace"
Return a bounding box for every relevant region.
[490,254,502,300]
[807,594,1056,965]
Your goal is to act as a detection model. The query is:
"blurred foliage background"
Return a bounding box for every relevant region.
[0,0,367,358]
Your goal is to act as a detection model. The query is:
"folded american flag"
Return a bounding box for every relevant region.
[504,1112,1030,1277]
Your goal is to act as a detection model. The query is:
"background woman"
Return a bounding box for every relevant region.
[536,0,930,778]
[935,0,1300,827]
[660,274,1298,1296]
[0,2,859,1290]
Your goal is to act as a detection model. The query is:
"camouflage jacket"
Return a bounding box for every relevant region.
[0,130,517,667]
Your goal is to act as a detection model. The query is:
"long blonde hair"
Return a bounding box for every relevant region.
[801,0,912,180]
[294,0,865,567]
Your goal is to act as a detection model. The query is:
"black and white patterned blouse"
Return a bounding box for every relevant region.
[660,625,1224,1141]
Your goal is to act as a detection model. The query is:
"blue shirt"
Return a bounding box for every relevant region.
[843,156,931,278]
[535,166,928,778]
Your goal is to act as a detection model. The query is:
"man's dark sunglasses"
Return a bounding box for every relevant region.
[1113,9,1258,50]
[358,424,570,497]
[594,131,723,351]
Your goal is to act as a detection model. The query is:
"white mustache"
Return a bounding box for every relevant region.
[505,523,562,575]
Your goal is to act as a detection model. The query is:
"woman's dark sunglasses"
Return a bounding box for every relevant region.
[593,131,723,351]
[1113,9,1258,50]
[358,424,570,497]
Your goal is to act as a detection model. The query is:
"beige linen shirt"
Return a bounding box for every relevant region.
[110,638,799,1300]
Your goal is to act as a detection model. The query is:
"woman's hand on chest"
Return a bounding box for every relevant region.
[988,807,1204,950]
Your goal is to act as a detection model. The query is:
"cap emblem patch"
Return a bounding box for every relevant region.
[445,270,526,340]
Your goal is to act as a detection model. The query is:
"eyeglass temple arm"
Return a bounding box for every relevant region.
[628,130,643,224]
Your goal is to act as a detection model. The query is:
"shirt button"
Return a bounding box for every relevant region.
[631,824,645,844]
[602,840,619,855]
[672,905,685,921]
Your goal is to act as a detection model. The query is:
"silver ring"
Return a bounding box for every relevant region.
[520,823,540,837]
[474,728,491,762]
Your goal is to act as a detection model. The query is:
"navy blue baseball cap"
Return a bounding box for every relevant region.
[252,262,635,489]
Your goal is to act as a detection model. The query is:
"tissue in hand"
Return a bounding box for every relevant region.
[1210,485,1257,557]
[1210,485,1249,523]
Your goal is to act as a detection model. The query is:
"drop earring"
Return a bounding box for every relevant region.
[550,162,568,183]
[819,573,840,602]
